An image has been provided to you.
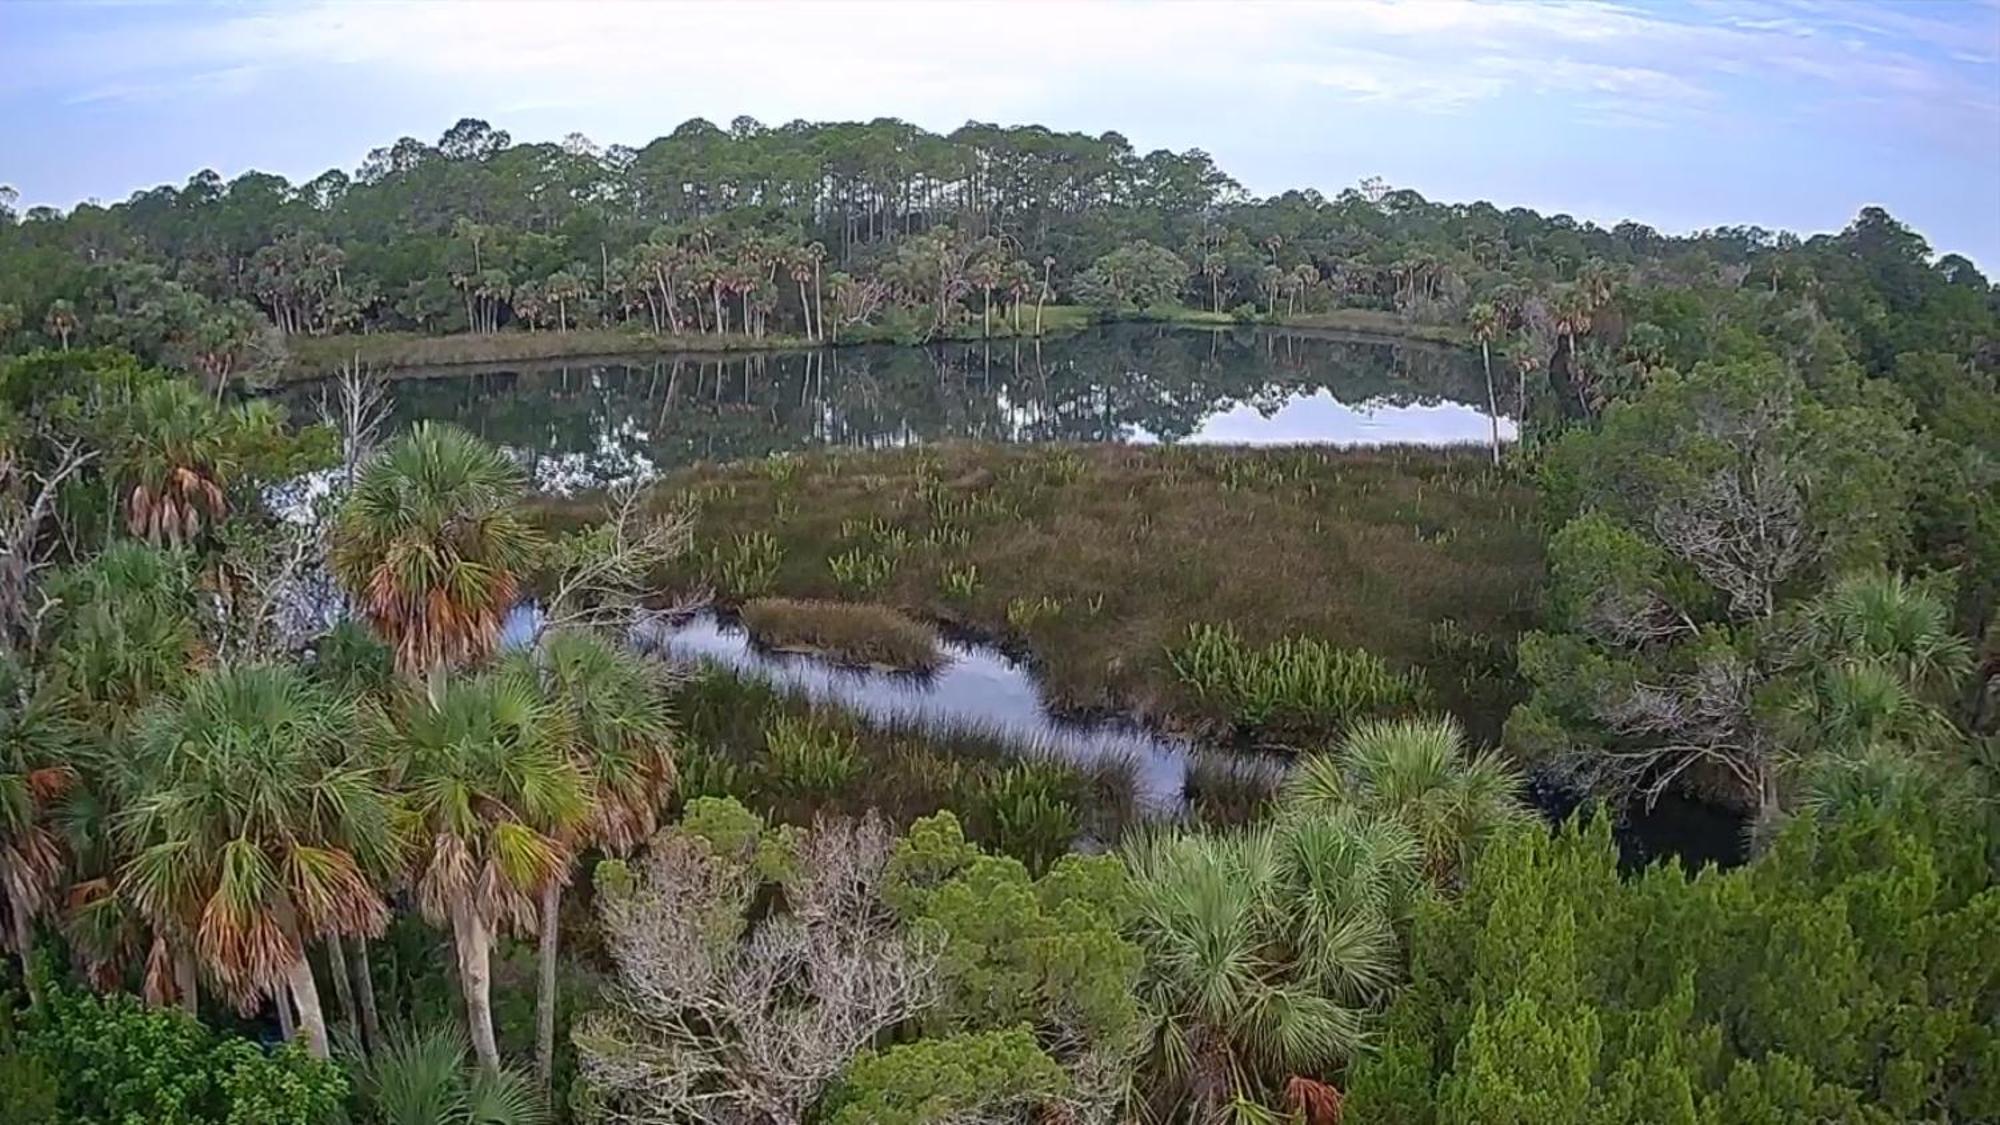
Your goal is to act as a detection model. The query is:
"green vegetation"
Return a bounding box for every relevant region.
[1171,622,1429,739]
[0,111,1992,1125]
[650,441,1541,740]
[1344,800,1998,1123]
[674,668,1140,852]
[0,983,347,1124]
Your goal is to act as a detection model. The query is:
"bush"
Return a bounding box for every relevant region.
[7,985,345,1125]
[740,597,941,671]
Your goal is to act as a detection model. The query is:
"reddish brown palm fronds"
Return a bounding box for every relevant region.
[126,466,227,547]
[1284,1075,1343,1125]
[364,560,516,676]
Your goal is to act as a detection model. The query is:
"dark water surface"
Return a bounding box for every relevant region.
[282,324,1512,490]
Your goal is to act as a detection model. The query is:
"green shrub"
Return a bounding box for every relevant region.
[1005,595,1061,632]
[941,563,981,601]
[1170,622,1426,737]
[8,985,345,1125]
[968,763,1081,874]
[828,547,895,594]
[825,1027,1068,1125]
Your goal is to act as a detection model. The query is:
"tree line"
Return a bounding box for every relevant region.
[8,115,1991,372]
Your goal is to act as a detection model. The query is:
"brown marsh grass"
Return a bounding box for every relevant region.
[535,441,1543,742]
[739,597,943,671]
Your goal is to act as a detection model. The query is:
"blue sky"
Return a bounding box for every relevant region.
[4,0,1997,264]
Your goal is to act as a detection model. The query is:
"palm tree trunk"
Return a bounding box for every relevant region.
[274,985,296,1042]
[1481,340,1500,465]
[325,933,357,1043]
[797,280,813,341]
[454,905,501,1072]
[284,952,331,1060]
[175,949,198,1015]
[813,261,825,343]
[8,881,39,1005]
[350,937,381,1051]
[535,882,561,1094]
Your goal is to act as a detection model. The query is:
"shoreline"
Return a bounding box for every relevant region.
[271,306,1468,382]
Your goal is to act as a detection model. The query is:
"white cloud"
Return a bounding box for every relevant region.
[12,0,1996,158]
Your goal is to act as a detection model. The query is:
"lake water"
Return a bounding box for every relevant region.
[282,324,1513,490]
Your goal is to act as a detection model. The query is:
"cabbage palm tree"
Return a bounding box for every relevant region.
[332,423,539,678]
[1809,572,1973,696]
[1468,302,1501,464]
[0,654,77,1004]
[505,629,676,1092]
[43,300,77,350]
[118,664,395,1059]
[1285,716,1527,886]
[1124,812,1416,1121]
[350,1022,548,1125]
[389,672,588,1073]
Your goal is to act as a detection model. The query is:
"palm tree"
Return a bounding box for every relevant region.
[389,672,587,1073]
[115,381,276,548]
[1202,253,1226,313]
[505,629,675,1093]
[1124,812,1416,1120]
[1284,716,1526,886]
[1808,572,1973,696]
[350,1022,548,1125]
[1468,302,1501,464]
[331,423,540,679]
[118,664,394,1059]
[1034,256,1054,336]
[0,654,77,1004]
[43,300,77,351]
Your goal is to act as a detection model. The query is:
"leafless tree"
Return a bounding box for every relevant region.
[535,483,691,641]
[315,355,391,490]
[0,436,96,651]
[577,814,939,1125]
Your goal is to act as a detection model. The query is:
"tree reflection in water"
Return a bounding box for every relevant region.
[283,323,1510,492]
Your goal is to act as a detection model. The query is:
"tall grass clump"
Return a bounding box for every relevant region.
[1171,623,1426,739]
[761,714,862,796]
[965,760,1083,875]
[739,597,942,671]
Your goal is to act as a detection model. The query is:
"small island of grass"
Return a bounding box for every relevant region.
[739,596,944,672]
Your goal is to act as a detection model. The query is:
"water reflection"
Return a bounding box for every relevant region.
[281,324,1510,491]
[635,610,1239,811]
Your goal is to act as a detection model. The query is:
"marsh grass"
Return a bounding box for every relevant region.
[739,597,942,672]
[1183,750,1287,826]
[1170,622,1428,739]
[674,668,1142,858]
[617,442,1541,738]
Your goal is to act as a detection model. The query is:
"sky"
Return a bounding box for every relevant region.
[3,0,1998,264]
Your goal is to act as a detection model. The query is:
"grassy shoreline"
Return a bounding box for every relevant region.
[535,442,1542,746]
[275,305,1464,380]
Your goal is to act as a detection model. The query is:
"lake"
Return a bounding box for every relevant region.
[281,323,1513,490]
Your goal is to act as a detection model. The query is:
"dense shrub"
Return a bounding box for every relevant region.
[1344,803,2000,1123]
[3,985,345,1125]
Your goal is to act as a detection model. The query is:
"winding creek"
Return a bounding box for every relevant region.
[622,609,1746,870]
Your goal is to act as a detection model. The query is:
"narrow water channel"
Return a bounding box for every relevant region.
[633,610,1748,868]
[632,610,1250,811]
